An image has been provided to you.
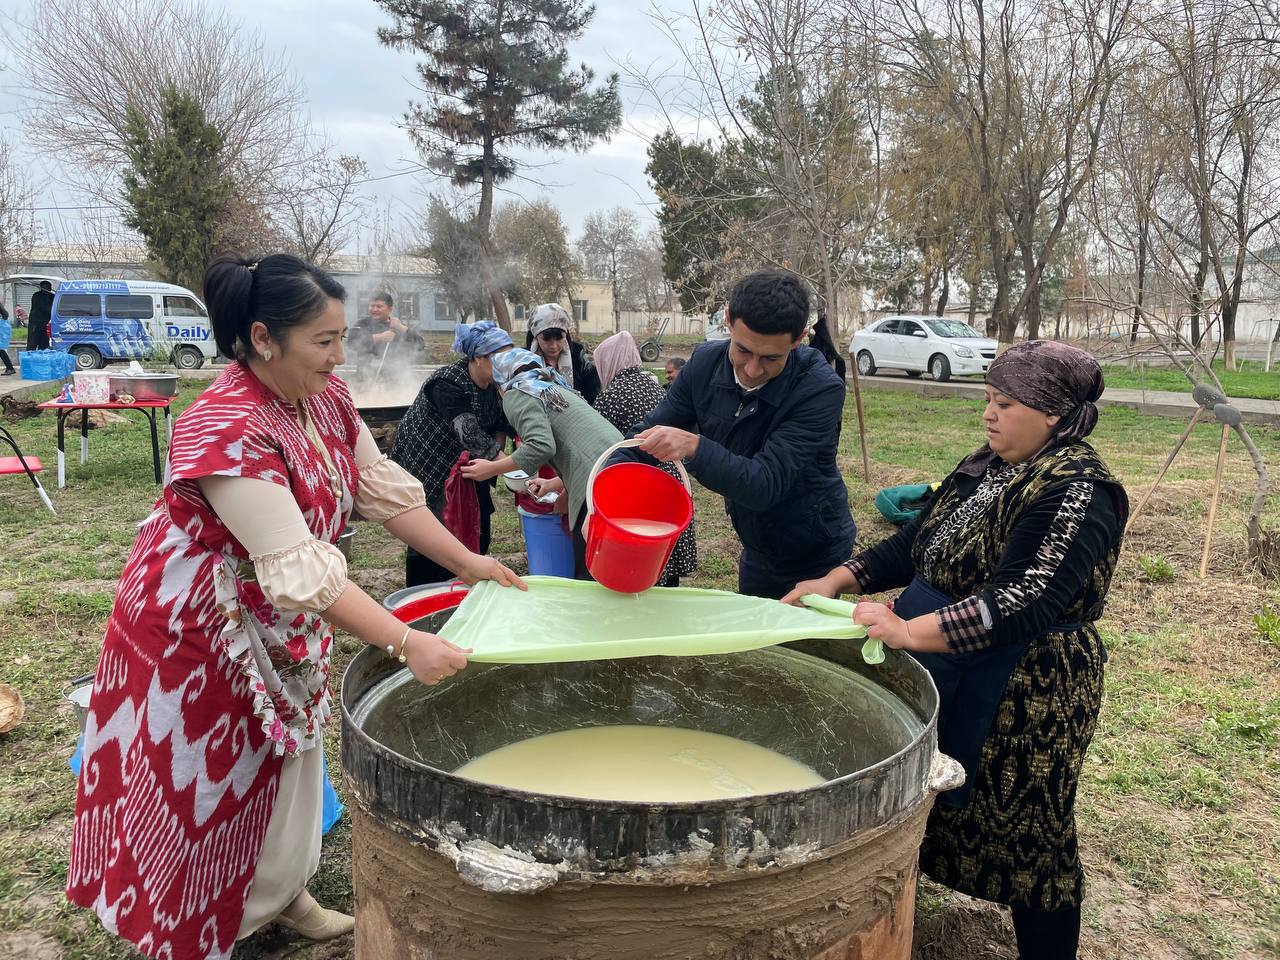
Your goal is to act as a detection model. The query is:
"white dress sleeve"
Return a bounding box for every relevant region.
[199,475,348,613]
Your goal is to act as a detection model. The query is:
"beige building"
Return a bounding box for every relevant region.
[510,278,616,336]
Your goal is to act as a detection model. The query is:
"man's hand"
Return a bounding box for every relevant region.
[460,459,501,481]
[371,329,395,344]
[389,316,408,334]
[635,426,700,462]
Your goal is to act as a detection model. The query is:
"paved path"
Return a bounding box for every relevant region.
[857,373,1280,426]
[5,364,1278,426]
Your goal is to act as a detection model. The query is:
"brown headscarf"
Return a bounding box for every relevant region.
[958,340,1105,475]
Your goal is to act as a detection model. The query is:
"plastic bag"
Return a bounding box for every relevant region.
[442,452,480,551]
[438,576,875,664]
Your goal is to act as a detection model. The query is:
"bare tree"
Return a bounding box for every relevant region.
[622,228,678,314]
[884,0,1135,346]
[11,0,310,215]
[0,138,36,276]
[578,207,642,331]
[493,199,579,307]
[276,153,371,267]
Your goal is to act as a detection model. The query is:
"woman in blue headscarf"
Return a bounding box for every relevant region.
[391,321,514,587]
[461,348,622,579]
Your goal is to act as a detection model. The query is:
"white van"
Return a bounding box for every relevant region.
[50,279,216,370]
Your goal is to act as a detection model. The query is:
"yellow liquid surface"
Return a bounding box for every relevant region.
[611,518,680,537]
[454,725,824,802]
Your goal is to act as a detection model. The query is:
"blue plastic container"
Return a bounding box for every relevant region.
[518,507,575,577]
[18,350,74,381]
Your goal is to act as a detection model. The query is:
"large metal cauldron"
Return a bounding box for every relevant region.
[341,606,961,960]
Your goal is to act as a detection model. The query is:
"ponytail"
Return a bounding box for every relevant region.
[203,253,346,361]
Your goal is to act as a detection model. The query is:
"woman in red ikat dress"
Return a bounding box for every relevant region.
[66,254,524,959]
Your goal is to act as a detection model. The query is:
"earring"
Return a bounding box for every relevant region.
[263,349,272,362]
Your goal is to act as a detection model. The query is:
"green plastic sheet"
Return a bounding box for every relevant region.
[438,576,876,664]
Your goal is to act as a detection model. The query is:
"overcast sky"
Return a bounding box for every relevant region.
[0,0,688,252]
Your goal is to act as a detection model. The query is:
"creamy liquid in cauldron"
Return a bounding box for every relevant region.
[454,725,823,802]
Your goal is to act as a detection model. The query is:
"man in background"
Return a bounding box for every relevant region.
[348,291,409,367]
[664,357,685,387]
[27,281,52,351]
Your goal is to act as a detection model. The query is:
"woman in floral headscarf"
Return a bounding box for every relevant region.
[783,341,1128,960]
[462,347,621,578]
[525,302,600,404]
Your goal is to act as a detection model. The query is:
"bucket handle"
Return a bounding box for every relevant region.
[584,437,692,522]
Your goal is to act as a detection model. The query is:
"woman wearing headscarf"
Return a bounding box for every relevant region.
[525,302,601,405]
[592,331,697,585]
[461,347,621,579]
[391,321,514,587]
[782,341,1127,960]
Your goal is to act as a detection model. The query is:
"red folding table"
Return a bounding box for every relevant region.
[37,398,174,488]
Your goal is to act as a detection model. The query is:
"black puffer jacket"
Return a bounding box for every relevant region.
[626,340,856,578]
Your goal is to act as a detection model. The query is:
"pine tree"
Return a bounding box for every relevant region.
[374,0,621,330]
[122,87,232,293]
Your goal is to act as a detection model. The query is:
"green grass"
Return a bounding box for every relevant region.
[0,378,1278,958]
[1102,358,1280,400]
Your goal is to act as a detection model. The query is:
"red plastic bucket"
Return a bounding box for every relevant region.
[584,439,693,593]
[390,586,471,629]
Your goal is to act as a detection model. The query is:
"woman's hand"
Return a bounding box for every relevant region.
[403,630,470,685]
[780,572,844,606]
[853,601,914,649]
[460,459,501,482]
[458,553,528,590]
[526,476,563,498]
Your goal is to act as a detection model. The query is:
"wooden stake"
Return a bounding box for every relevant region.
[847,359,871,481]
[1199,423,1230,579]
[1125,407,1204,534]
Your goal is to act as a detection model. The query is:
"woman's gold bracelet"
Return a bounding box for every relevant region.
[386,626,411,663]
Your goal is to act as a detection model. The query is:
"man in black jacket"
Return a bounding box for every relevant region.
[627,270,856,598]
[27,281,53,351]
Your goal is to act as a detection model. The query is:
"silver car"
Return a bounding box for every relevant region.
[849,315,997,381]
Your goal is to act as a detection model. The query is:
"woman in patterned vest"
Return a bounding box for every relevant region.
[391,321,514,587]
[784,340,1127,960]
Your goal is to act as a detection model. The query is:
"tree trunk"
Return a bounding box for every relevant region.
[937,265,950,316]
[477,137,512,331]
[1131,223,1147,345]
[1222,292,1239,371]
[921,265,936,315]
[989,227,1016,346]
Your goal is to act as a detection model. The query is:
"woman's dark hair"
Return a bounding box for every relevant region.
[809,314,847,380]
[727,269,810,339]
[204,254,346,361]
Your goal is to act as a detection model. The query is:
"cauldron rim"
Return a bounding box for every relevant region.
[341,644,934,812]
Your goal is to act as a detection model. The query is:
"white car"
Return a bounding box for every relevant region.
[704,308,730,341]
[849,315,997,381]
